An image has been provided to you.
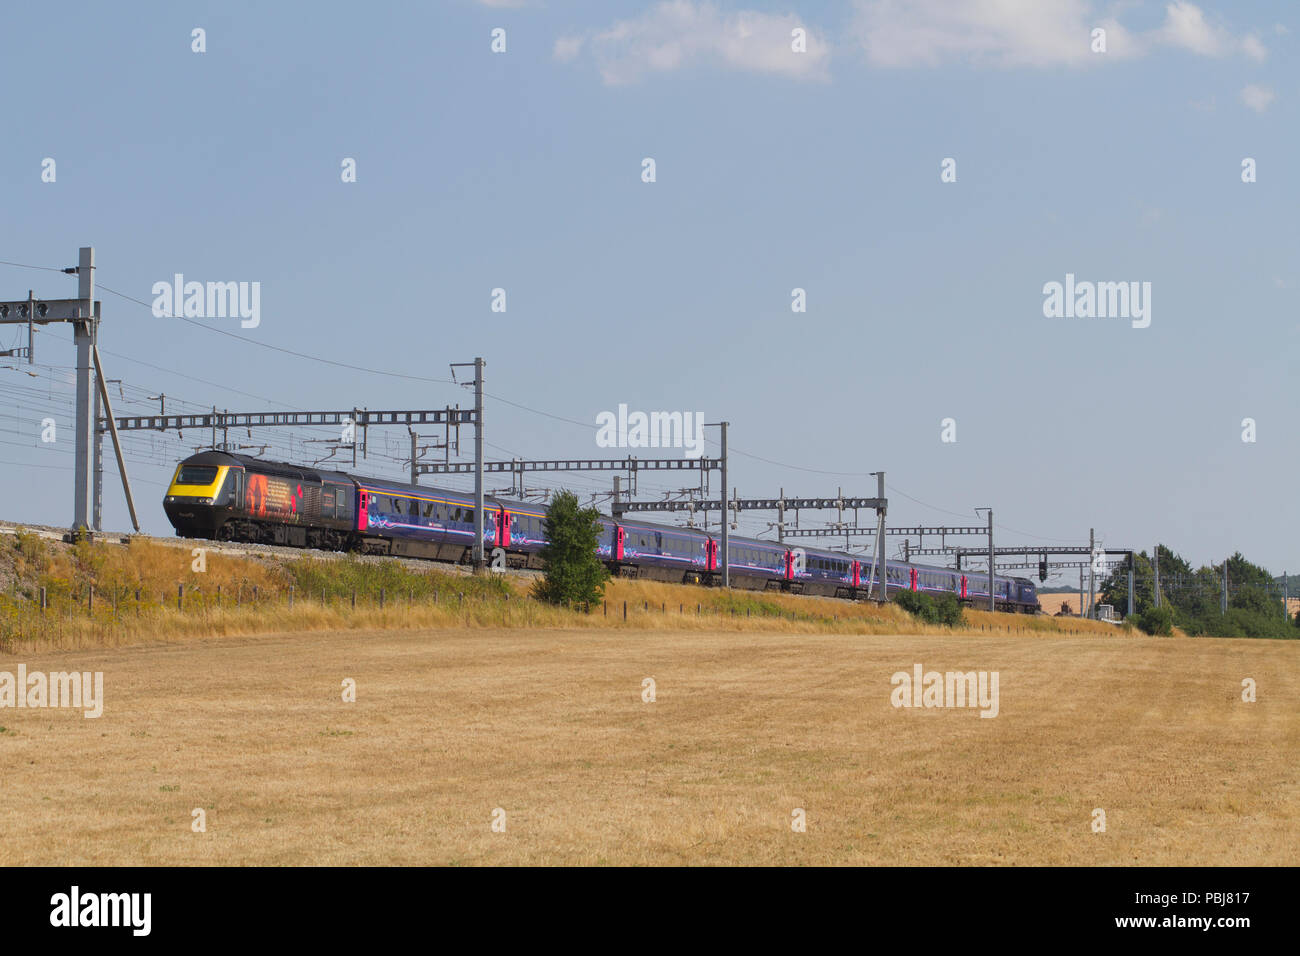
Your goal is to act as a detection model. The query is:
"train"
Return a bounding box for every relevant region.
[163,450,1041,613]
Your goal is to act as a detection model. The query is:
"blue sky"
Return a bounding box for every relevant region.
[1,0,1295,582]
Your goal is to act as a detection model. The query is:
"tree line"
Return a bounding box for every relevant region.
[1098,546,1298,638]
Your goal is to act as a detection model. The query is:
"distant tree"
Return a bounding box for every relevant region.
[1111,545,1296,639]
[532,491,609,609]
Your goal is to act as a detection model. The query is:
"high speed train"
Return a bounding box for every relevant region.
[163,451,1040,613]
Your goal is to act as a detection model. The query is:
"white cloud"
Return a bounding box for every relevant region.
[1240,84,1275,112]
[1240,33,1267,61]
[554,35,584,62]
[555,1,829,85]
[853,0,1135,67]
[852,0,1265,68]
[1157,1,1227,56]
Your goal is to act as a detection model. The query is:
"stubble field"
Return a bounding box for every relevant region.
[0,626,1295,866]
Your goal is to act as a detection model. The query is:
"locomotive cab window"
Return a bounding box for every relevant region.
[177,465,218,486]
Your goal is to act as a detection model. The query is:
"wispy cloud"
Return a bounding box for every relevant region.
[1240,84,1275,113]
[554,1,829,85]
[852,0,1266,68]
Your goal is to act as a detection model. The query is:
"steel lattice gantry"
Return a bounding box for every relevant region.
[112,408,477,432]
[418,457,721,475]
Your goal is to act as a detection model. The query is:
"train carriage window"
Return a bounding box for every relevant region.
[424,500,435,518]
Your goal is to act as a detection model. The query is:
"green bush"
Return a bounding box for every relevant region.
[1133,604,1173,636]
[932,594,964,627]
[532,491,609,609]
[892,589,963,627]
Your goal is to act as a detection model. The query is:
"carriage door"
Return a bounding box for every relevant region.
[851,560,860,588]
[357,491,369,532]
[784,551,795,581]
[615,525,626,562]
[910,567,919,591]
[960,575,968,599]
[230,469,245,512]
[497,507,511,547]
[705,538,717,571]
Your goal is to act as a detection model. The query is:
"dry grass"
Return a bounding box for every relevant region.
[1,534,1126,651]
[0,626,1294,866]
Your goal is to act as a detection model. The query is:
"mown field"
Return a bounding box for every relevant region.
[0,625,1294,866]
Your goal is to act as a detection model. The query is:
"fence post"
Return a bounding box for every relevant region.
[380,588,385,609]
[351,589,356,610]
[623,601,627,620]
[217,584,222,606]
[88,586,93,614]
[177,584,183,611]
[253,586,259,603]
[40,586,47,613]
[288,585,294,609]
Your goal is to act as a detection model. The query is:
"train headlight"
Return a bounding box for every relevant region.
[165,496,174,503]
[200,497,213,505]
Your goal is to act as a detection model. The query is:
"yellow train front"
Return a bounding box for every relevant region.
[163,451,357,549]
[163,451,242,538]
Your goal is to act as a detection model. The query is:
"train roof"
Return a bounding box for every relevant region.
[180,450,354,485]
